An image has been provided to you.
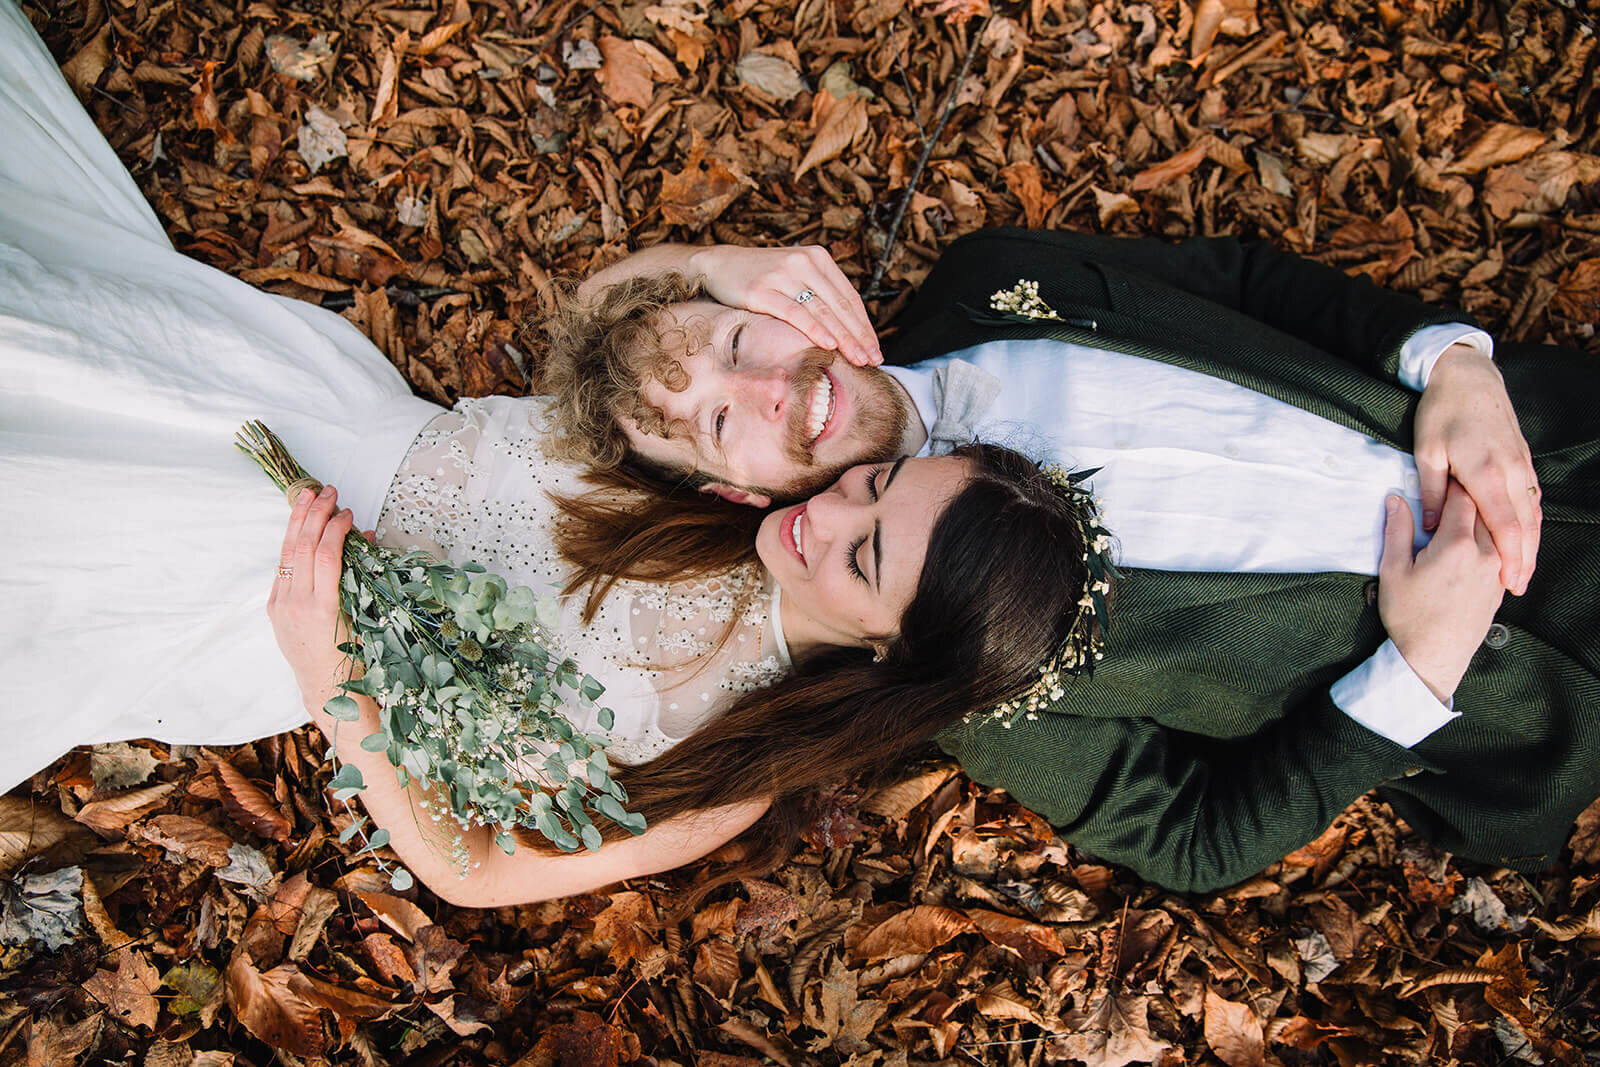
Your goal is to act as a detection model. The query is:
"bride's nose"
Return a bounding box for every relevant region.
[802,483,862,536]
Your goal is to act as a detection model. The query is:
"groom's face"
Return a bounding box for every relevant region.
[619,301,911,505]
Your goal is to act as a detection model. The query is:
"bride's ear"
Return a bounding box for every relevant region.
[698,482,772,509]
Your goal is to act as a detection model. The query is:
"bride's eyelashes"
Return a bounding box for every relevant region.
[847,534,868,583]
[845,465,889,584]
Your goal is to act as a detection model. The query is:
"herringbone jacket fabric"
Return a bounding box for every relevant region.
[888,228,1600,892]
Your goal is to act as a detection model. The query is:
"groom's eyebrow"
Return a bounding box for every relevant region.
[872,457,908,587]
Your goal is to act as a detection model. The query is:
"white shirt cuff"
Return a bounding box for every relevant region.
[1399,323,1494,392]
[1329,639,1459,747]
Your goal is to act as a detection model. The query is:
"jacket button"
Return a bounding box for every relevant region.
[1363,579,1379,606]
[1484,623,1511,649]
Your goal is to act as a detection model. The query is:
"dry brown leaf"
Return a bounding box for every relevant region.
[73,783,176,835]
[691,898,741,942]
[425,995,492,1037]
[1055,992,1174,1067]
[1203,989,1266,1067]
[209,758,292,842]
[735,52,806,102]
[860,767,958,820]
[596,35,655,111]
[0,796,84,874]
[526,1011,637,1066]
[693,938,741,1000]
[796,89,869,181]
[225,957,327,1057]
[1442,123,1548,175]
[965,909,1066,961]
[191,62,231,142]
[355,890,432,942]
[415,21,467,56]
[361,931,418,987]
[369,32,407,126]
[135,814,235,866]
[1191,0,1259,57]
[1000,161,1060,229]
[589,891,658,964]
[658,131,753,231]
[1131,138,1212,191]
[60,24,111,93]
[975,981,1043,1023]
[287,886,340,961]
[854,905,973,960]
[83,950,162,1031]
[1478,941,1539,1029]
[1552,259,1600,323]
[1093,186,1140,227]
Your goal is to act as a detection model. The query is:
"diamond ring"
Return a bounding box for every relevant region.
[277,566,294,580]
[794,288,816,304]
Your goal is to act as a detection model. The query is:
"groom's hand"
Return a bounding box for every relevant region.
[686,244,882,367]
[1377,484,1506,704]
[1413,343,1539,594]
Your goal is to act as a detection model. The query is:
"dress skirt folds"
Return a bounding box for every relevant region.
[0,2,442,791]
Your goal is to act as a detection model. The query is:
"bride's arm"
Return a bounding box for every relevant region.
[576,243,881,366]
[268,487,769,907]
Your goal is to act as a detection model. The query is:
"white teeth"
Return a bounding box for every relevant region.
[805,375,835,444]
[790,513,805,560]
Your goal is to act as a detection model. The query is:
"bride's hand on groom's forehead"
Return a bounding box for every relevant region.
[692,245,883,368]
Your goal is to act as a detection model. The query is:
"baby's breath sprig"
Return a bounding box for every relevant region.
[989,279,1062,321]
[236,422,644,887]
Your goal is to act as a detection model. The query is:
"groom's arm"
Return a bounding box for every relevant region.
[938,697,1422,894]
[577,243,882,366]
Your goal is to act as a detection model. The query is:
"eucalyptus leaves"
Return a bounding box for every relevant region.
[236,423,644,887]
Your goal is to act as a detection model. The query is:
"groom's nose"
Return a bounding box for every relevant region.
[731,366,789,422]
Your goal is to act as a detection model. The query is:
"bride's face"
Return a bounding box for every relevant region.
[756,456,971,653]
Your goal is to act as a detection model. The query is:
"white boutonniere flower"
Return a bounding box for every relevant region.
[989,279,1061,321]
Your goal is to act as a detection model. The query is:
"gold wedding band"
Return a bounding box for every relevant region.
[1527,485,1540,497]
[277,566,294,579]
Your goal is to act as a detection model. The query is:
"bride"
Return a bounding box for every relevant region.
[1,4,1096,903]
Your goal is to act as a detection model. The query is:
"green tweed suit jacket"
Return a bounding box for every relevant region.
[884,228,1600,893]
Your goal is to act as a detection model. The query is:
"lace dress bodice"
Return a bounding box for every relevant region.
[374,396,791,764]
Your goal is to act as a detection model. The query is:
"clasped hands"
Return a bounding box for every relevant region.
[1380,344,1540,703]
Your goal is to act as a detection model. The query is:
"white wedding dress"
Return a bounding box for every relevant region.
[0,2,789,793]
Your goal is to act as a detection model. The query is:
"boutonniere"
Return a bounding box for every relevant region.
[989,279,1061,321]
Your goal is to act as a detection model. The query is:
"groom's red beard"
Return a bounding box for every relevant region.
[773,350,911,501]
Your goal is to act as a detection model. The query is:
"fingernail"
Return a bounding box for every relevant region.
[1386,497,1399,515]
[297,488,313,504]
[1422,510,1437,527]
[319,485,334,498]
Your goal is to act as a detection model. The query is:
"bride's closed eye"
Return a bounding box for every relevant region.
[845,465,888,584]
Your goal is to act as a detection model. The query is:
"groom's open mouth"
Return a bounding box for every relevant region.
[802,371,836,447]
[780,503,808,565]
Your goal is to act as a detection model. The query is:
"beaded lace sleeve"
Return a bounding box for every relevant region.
[374,396,789,764]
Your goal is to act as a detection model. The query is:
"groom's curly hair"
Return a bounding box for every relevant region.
[530,271,712,485]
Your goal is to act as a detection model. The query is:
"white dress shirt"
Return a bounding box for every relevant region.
[886,323,1492,749]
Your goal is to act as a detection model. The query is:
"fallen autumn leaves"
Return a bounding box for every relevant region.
[5,0,1600,1062]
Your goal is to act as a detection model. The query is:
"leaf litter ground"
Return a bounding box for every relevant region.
[4,0,1600,1063]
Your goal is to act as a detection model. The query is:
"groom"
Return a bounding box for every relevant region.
[542,230,1600,891]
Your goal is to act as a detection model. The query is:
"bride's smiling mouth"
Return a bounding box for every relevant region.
[780,503,808,565]
[802,372,836,446]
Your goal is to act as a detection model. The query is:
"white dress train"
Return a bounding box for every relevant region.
[0,2,789,792]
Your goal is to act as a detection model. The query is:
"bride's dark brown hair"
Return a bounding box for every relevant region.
[539,443,1096,892]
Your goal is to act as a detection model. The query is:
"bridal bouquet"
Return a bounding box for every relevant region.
[237,423,644,886]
